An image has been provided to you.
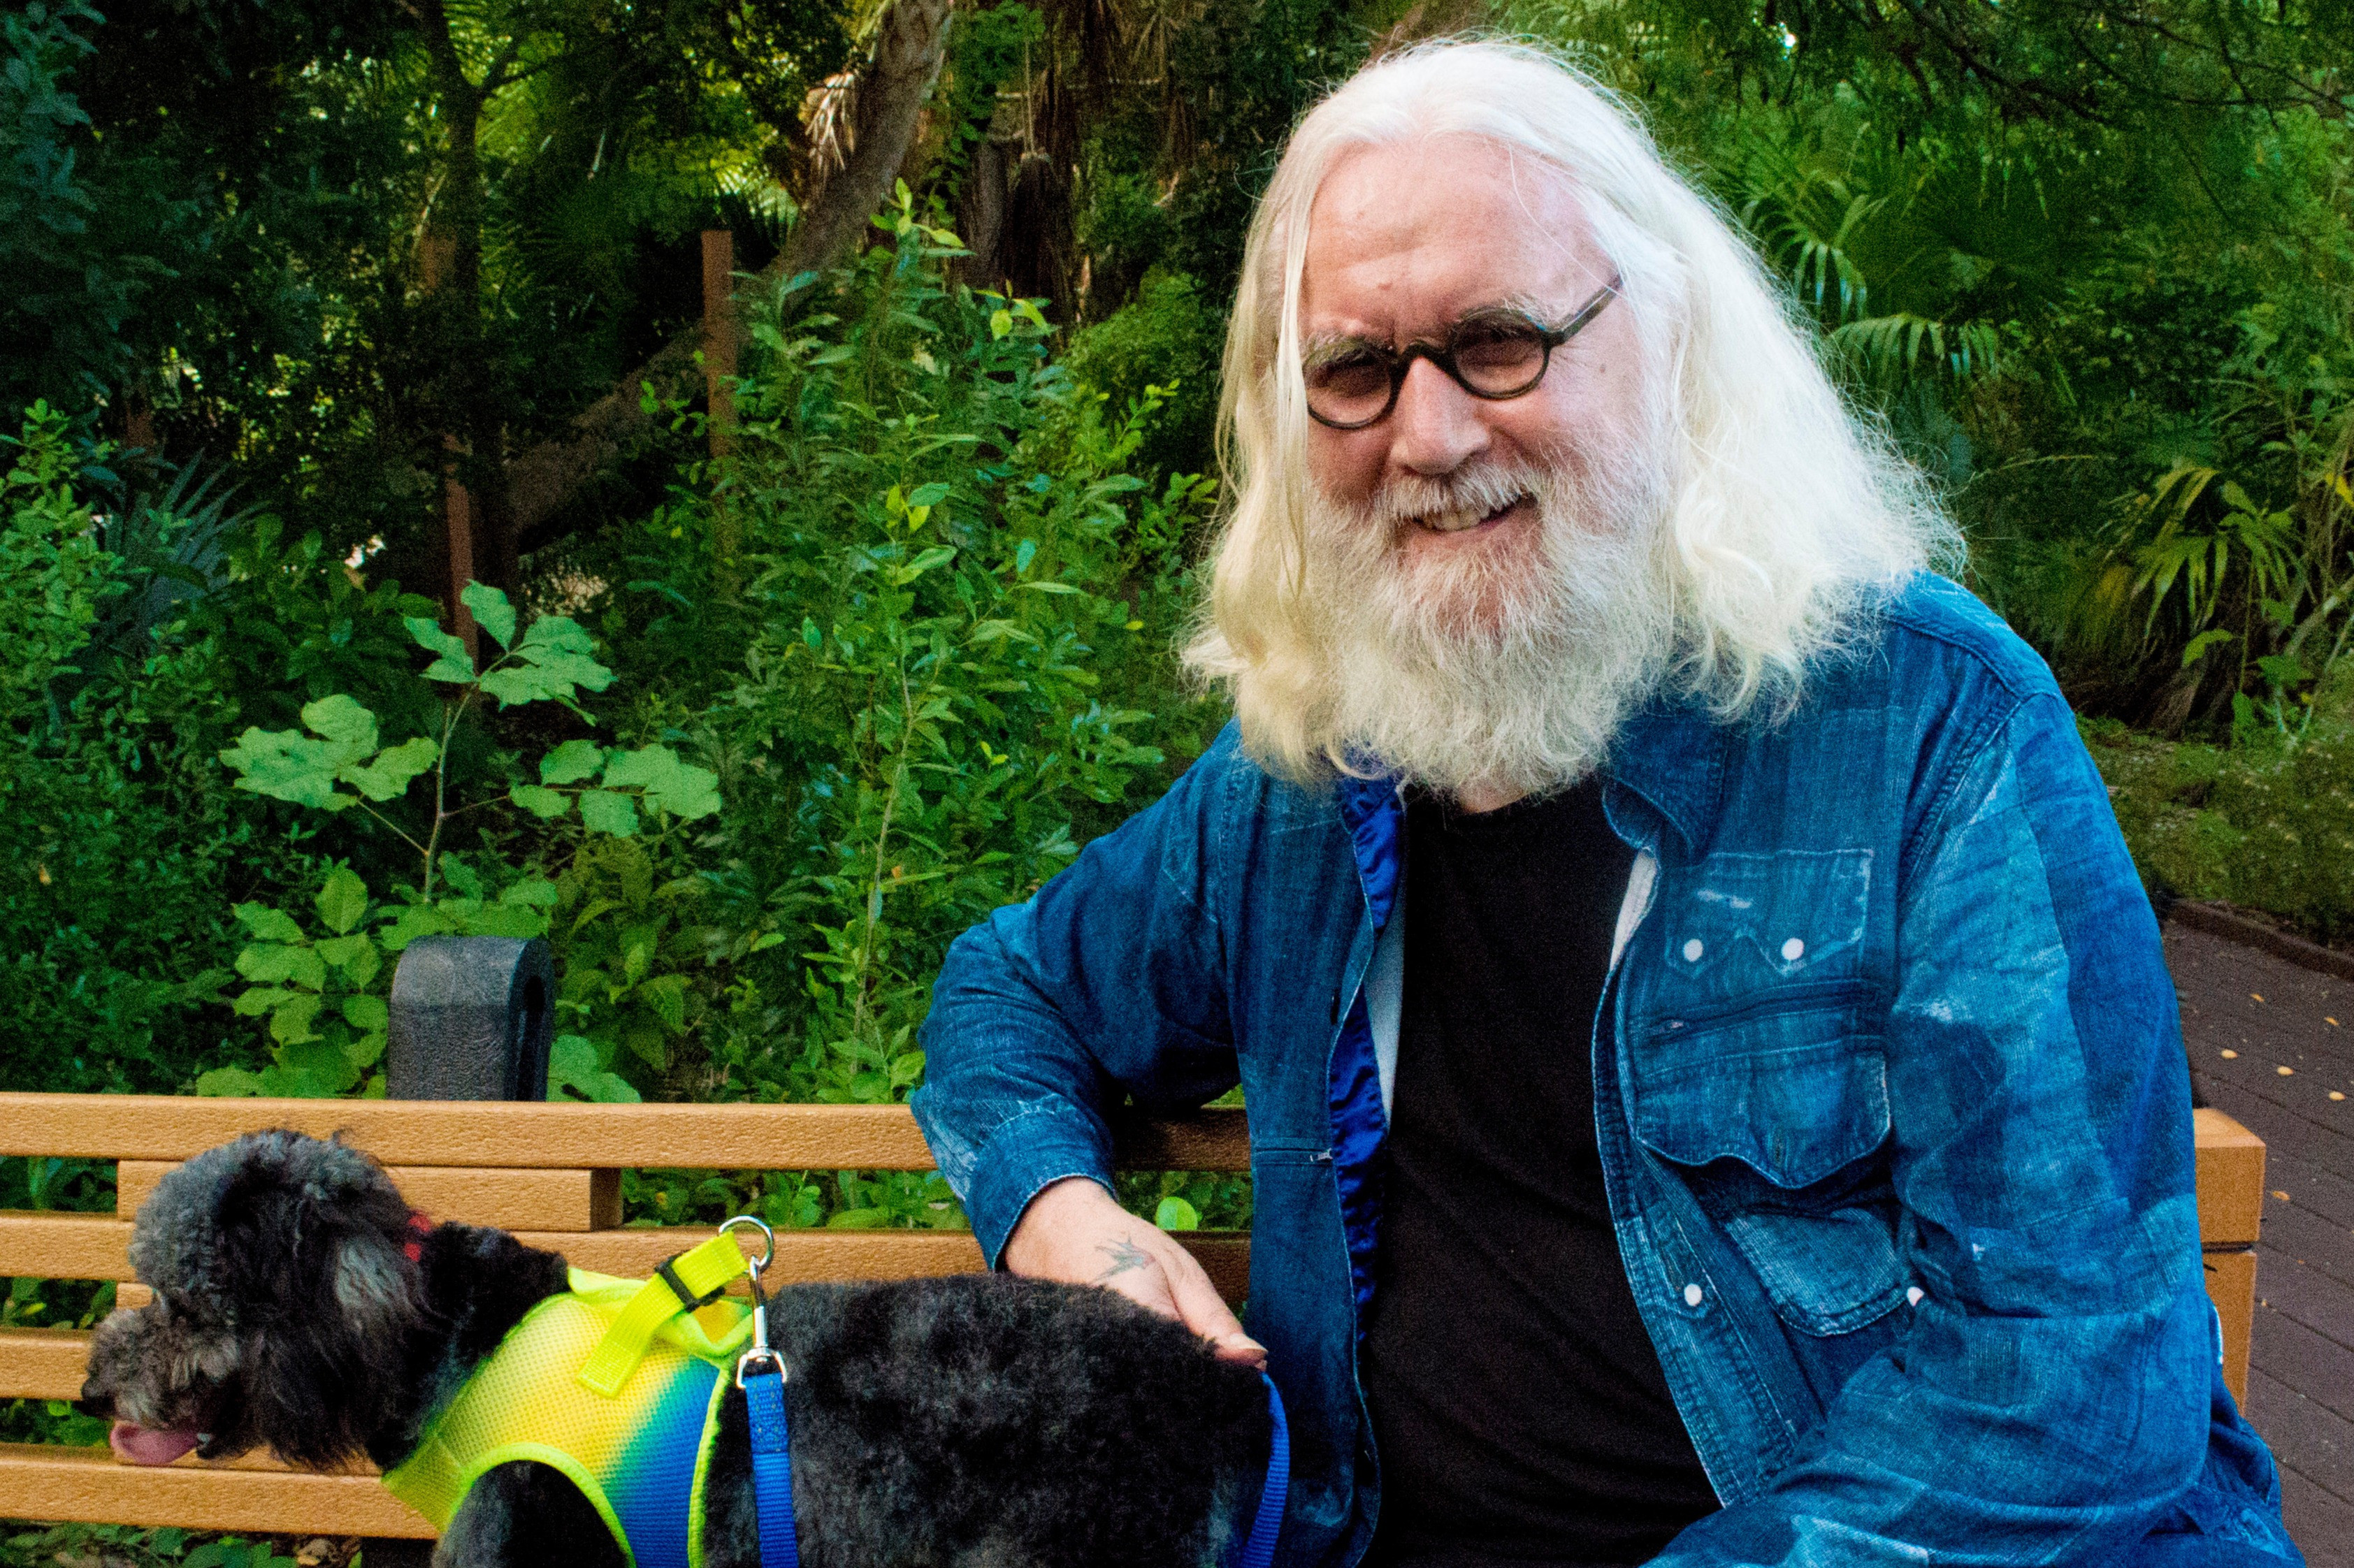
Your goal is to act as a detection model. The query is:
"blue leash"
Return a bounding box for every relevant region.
[739,1353,1290,1568]
[1229,1372,1290,1568]
[742,1352,800,1568]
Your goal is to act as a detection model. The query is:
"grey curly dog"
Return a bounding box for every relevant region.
[80,1130,1277,1568]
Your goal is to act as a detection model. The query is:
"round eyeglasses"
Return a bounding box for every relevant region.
[1301,275,1622,431]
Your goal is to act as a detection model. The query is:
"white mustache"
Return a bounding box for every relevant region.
[1370,466,1536,534]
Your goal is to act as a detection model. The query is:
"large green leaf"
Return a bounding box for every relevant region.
[236,943,327,992]
[232,903,305,943]
[602,746,721,821]
[378,903,456,952]
[461,581,519,650]
[540,739,605,785]
[406,616,477,683]
[219,727,356,811]
[510,783,574,819]
[219,696,416,811]
[579,790,640,836]
[316,934,380,987]
[342,736,438,802]
[268,990,326,1045]
[477,614,614,710]
[547,1034,642,1104]
[315,868,370,935]
[301,694,380,757]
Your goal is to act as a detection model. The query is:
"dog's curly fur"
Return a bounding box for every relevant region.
[81,1131,1275,1568]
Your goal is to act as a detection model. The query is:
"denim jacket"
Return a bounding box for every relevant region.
[912,575,2302,1567]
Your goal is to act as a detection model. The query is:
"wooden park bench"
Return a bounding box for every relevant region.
[0,938,2270,1545]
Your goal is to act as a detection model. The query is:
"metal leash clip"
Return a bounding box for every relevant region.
[720,1214,783,1390]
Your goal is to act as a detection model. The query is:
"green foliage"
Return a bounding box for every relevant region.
[0,2,185,413]
[2088,674,2354,945]
[206,581,722,1101]
[653,197,1215,1109]
[0,408,254,1096]
[0,1525,301,1568]
[1059,269,1225,486]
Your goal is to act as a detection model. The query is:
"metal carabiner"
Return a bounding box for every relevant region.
[719,1213,777,1275]
[720,1214,784,1390]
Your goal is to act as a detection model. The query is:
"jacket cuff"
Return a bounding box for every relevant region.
[965,1111,1117,1268]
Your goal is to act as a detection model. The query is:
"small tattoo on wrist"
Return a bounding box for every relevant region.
[1095,1238,1151,1281]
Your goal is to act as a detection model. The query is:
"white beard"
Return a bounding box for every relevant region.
[1302,440,1676,800]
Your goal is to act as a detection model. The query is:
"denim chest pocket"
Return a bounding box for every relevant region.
[1663,849,1871,995]
[1633,994,1907,1335]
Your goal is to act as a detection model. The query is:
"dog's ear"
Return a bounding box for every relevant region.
[331,1214,420,1340]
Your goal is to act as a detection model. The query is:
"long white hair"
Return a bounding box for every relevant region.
[1183,38,1958,788]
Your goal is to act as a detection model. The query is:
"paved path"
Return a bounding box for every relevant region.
[2167,924,2354,1565]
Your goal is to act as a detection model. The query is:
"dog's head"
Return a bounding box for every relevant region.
[81,1130,427,1468]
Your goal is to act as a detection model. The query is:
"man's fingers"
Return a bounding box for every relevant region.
[1162,1238,1266,1367]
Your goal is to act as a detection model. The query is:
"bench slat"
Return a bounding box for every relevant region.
[0,1443,433,1536]
[0,1095,1253,1172]
[0,1235,1255,1399]
[0,1096,935,1168]
[117,1163,621,1233]
[0,1219,1248,1294]
[0,1326,96,1403]
[0,1212,997,1286]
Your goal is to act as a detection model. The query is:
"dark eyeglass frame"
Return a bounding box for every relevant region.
[1301,274,1623,431]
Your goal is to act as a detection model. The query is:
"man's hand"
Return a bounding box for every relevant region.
[1002,1175,1267,1367]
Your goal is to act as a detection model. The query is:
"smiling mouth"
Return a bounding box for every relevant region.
[1412,493,1528,535]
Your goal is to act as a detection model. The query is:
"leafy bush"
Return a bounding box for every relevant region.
[2085,666,2354,943]
[561,198,1218,1126]
[205,579,719,1101]
[0,406,251,1094]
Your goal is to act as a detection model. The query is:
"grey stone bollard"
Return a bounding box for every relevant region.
[366,935,554,1566]
[384,935,554,1102]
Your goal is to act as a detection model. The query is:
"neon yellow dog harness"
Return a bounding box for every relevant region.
[383,1235,756,1568]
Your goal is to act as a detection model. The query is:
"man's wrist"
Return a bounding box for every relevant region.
[1002,1174,1121,1275]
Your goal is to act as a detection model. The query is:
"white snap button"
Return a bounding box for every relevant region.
[1782,937,1805,961]
[1682,938,1705,962]
[1907,1286,1924,1307]
[1683,1282,1704,1307]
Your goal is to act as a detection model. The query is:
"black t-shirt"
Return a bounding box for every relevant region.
[1359,777,1719,1568]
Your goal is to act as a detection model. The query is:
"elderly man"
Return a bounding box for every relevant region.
[911,39,2302,1568]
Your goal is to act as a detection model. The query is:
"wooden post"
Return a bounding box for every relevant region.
[361,936,555,1566]
[702,228,742,581]
[421,233,479,662]
[701,228,738,458]
[122,392,155,461]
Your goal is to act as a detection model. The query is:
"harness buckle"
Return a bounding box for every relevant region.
[655,1255,730,1312]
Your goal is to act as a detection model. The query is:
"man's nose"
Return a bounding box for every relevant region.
[1384,356,1492,476]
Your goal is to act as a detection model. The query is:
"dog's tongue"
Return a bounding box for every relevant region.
[110,1421,199,1466]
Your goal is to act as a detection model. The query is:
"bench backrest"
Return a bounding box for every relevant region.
[0,1092,2264,1540]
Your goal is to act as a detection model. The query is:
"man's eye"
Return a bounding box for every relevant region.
[1452,323,1546,382]
[1306,352,1392,401]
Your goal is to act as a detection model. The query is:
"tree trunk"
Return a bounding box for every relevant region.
[503,0,953,555]
[414,0,521,611]
[412,0,523,648]
[955,135,1015,292]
